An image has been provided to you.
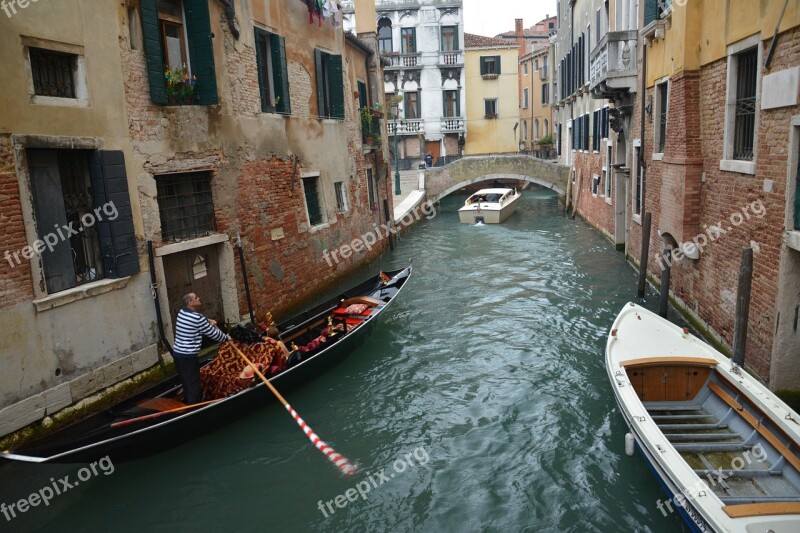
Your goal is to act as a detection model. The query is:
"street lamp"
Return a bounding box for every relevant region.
[392,100,401,195]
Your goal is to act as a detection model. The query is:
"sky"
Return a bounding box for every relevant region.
[462,0,558,38]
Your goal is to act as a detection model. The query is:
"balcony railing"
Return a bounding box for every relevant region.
[384,53,422,69]
[388,119,424,135]
[440,117,465,133]
[589,30,638,97]
[538,66,548,81]
[438,50,464,66]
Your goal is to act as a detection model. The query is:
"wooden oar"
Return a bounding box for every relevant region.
[230,343,356,476]
[111,399,219,429]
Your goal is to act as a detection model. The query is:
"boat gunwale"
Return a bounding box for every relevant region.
[2,267,412,464]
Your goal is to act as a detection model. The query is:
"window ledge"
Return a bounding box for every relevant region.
[31,95,89,108]
[784,230,800,252]
[308,223,330,234]
[720,159,756,175]
[652,152,664,161]
[605,196,613,206]
[33,277,131,313]
[632,213,642,225]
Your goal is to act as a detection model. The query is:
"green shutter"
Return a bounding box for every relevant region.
[89,151,140,279]
[645,0,658,26]
[358,81,367,110]
[456,90,461,116]
[480,57,487,75]
[329,54,344,120]
[139,0,168,105]
[410,28,416,53]
[495,55,501,75]
[454,26,459,50]
[254,29,271,113]
[184,0,218,105]
[271,34,291,114]
[314,49,325,117]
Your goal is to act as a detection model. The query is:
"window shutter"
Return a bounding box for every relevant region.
[495,55,501,75]
[644,0,658,26]
[584,115,590,150]
[89,151,140,279]
[454,26,459,50]
[410,28,416,53]
[139,0,168,105]
[184,0,218,105]
[358,81,367,110]
[254,29,272,113]
[480,57,487,76]
[314,49,325,117]
[456,90,461,116]
[329,54,344,120]
[271,34,291,114]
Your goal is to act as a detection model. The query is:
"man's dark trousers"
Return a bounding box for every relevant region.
[173,355,203,403]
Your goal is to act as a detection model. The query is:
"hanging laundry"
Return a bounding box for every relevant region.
[315,0,324,26]
[307,0,314,24]
[322,0,331,20]
[330,1,341,28]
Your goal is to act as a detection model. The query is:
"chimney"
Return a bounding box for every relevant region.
[515,18,524,58]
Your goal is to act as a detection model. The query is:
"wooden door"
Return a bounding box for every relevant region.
[163,245,224,328]
[425,141,441,165]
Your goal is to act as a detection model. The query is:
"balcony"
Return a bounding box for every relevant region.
[388,119,424,136]
[589,30,638,99]
[384,53,423,70]
[438,50,464,66]
[538,67,548,81]
[440,117,465,133]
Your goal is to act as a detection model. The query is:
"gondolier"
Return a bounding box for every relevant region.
[173,292,230,403]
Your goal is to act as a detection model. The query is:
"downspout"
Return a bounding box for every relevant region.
[640,36,647,216]
[218,0,240,40]
[147,241,173,363]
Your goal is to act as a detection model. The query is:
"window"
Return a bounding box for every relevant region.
[596,8,602,45]
[523,120,528,141]
[140,0,218,105]
[604,144,613,198]
[405,91,420,119]
[593,109,601,151]
[302,176,323,226]
[29,49,77,98]
[592,174,600,195]
[733,48,757,161]
[541,84,549,104]
[401,28,416,54]
[157,172,217,241]
[315,49,344,119]
[534,119,540,140]
[334,181,347,213]
[358,81,368,111]
[655,81,668,153]
[378,18,392,54]
[583,114,590,150]
[544,119,549,137]
[441,26,458,51]
[443,90,459,117]
[480,56,500,77]
[484,98,498,118]
[255,29,290,114]
[523,63,528,75]
[26,149,138,294]
[549,21,555,29]
[535,58,539,70]
[523,88,529,108]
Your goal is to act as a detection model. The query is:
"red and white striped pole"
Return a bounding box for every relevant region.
[231,343,356,475]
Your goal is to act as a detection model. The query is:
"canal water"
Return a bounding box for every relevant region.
[1,188,689,532]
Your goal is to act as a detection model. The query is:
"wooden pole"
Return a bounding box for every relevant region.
[658,248,671,318]
[110,399,219,428]
[237,233,256,326]
[732,247,754,366]
[384,198,394,250]
[231,343,356,475]
[637,212,652,297]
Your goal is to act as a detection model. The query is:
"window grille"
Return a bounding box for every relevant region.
[334,181,347,213]
[302,176,323,226]
[733,48,757,161]
[658,83,668,153]
[30,48,76,98]
[157,173,217,241]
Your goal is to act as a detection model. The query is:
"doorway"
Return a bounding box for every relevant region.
[163,245,224,328]
[425,140,441,166]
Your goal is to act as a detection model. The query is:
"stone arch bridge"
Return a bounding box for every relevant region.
[425,154,570,203]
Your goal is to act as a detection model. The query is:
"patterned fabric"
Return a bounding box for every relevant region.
[344,303,369,315]
[200,340,286,400]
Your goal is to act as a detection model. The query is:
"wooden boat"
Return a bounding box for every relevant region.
[457,188,520,224]
[2,267,412,464]
[606,303,800,532]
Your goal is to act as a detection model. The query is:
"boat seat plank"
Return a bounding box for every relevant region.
[723,502,800,517]
[651,414,715,421]
[708,381,800,473]
[658,423,728,431]
[694,469,773,478]
[672,443,751,453]
[620,356,718,368]
[666,433,740,442]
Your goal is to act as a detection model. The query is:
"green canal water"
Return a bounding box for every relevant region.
[1,189,689,532]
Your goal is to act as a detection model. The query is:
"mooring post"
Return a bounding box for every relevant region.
[237,232,256,326]
[637,212,652,297]
[383,198,394,250]
[659,248,671,318]
[732,247,754,366]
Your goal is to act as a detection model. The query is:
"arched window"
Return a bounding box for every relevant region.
[523,120,528,140]
[544,119,549,137]
[378,18,393,54]
[534,119,540,140]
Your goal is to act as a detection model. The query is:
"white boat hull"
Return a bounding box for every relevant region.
[606,303,800,532]
[458,189,520,224]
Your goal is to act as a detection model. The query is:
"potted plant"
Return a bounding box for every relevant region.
[371,103,384,119]
[165,64,197,105]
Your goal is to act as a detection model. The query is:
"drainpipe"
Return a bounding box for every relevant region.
[147,241,173,362]
[640,36,647,215]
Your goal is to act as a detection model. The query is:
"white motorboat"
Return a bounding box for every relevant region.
[458,188,520,224]
[606,303,800,532]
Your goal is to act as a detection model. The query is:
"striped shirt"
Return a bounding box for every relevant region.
[173,308,228,358]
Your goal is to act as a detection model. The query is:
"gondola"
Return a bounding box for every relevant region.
[2,266,412,464]
[607,303,800,531]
